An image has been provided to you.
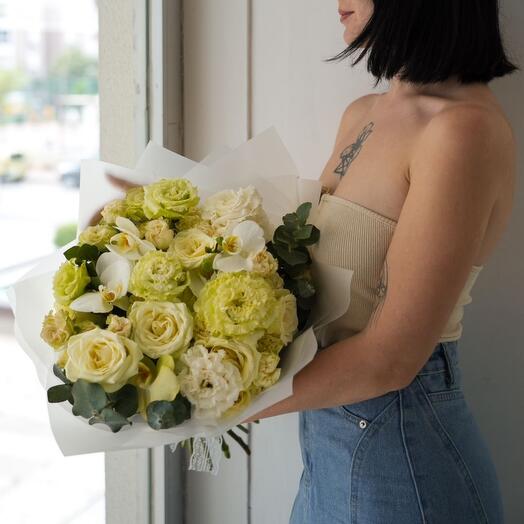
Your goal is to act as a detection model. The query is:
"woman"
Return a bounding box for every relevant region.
[242,1,516,522]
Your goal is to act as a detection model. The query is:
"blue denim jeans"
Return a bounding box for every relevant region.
[289,340,505,523]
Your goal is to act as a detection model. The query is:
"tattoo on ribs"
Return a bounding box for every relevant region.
[368,259,388,328]
[334,122,375,178]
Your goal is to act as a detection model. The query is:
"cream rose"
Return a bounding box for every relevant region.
[168,228,216,269]
[268,290,299,345]
[251,249,278,277]
[41,309,74,350]
[201,186,271,238]
[128,300,193,359]
[64,328,143,393]
[253,352,281,390]
[197,335,261,389]
[101,199,127,225]
[106,314,132,338]
[141,219,175,250]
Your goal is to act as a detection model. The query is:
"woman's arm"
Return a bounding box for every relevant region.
[242,104,512,424]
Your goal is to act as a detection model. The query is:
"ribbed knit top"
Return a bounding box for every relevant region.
[310,193,483,348]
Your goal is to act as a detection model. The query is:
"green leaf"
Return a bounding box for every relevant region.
[71,380,108,418]
[108,384,139,418]
[274,245,310,266]
[296,202,312,225]
[273,226,295,246]
[63,245,80,260]
[47,384,73,403]
[299,225,320,246]
[89,407,131,433]
[295,278,316,299]
[146,395,191,430]
[292,224,313,240]
[282,212,299,229]
[200,254,216,277]
[53,364,71,384]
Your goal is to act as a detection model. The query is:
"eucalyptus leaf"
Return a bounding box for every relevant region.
[47,384,73,403]
[108,384,138,418]
[292,224,313,240]
[282,213,300,229]
[299,226,320,246]
[71,380,108,418]
[53,364,71,384]
[296,202,312,225]
[146,395,191,430]
[94,407,131,433]
[274,245,309,266]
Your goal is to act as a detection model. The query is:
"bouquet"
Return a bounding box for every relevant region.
[8,127,354,470]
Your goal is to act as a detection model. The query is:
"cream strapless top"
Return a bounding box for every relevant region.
[310,193,483,348]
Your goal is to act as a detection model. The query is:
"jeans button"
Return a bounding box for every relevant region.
[359,419,367,429]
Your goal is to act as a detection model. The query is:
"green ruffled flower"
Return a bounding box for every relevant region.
[52,259,91,306]
[193,271,279,337]
[129,251,190,301]
[143,178,199,220]
[125,186,147,222]
[78,224,117,248]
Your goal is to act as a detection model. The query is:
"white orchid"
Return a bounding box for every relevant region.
[69,251,132,313]
[106,216,156,261]
[212,220,266,273]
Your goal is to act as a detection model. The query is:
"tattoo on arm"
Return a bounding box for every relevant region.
[334,121,374,178]
[368,258,388,328]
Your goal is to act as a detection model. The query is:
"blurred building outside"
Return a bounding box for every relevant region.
[0,1,105,523]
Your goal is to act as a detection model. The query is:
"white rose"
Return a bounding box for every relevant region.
[64,328,142,393]
[128,300,193,359]
[168,228,216,269]
[201,186,271,238]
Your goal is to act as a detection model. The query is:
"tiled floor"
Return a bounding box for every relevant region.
[0,312,105,524]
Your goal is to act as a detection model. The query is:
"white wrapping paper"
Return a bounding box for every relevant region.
[7,126,354,456]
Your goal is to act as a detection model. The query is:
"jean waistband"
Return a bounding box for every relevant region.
[416,340,460,387]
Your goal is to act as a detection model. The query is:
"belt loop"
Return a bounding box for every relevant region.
[441,343,455,387]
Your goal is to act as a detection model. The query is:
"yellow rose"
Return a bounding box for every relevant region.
[41,309,74,350]
[168,228,217,269]
[64,328,143,393]
[222,389,252,419]
[268,290,298,345]
[197,335,261,389]
[141,219,175,250]
[128,300,193,359]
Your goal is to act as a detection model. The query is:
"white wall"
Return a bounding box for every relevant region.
[460,2,524,522]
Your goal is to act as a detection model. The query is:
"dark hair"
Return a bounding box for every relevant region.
[325,0,518,85]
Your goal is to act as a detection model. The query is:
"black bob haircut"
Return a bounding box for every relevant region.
[325,0,518,85]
